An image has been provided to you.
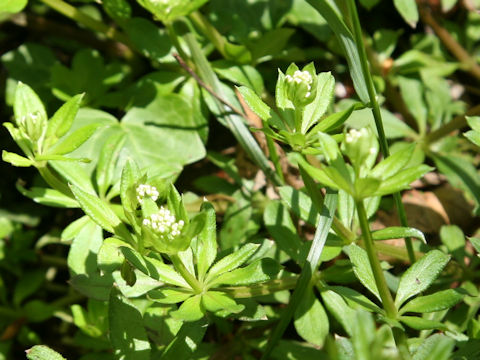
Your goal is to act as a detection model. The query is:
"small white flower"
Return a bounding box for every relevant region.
[285,70,313,95]
[142,206,185,241]
[136,184,159,204]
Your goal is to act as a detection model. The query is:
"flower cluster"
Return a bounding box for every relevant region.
[285,70,313,98]
[142,206,185,239]
[136,184,159,204]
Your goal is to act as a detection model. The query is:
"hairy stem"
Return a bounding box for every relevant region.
[170,254,203,293]
[355,200,397,318]
[347,0,415,263]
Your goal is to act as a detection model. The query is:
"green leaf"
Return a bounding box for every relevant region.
[400,316,447,331]
[97,237,127,273]
[395,250,450,308]
[372,226,426,243]
[374,164,433,196]
[470,237,480,255]
[279,186,318,226]
[48,123,102,155]
[236,86,271,121]
[103,0,131,21]
[196,202,218,282]
[124,18,173,63]
[433,154,480,214]
[69,273,112,301]
[466,116,480,132]
[262,190,337,357]
[61,216,89,241]
[120,159,140,217]
[120,247,188,287]
[394,0,419,27]
[370,144,416,180]
[205,243,259,283]
[148,288,193,304]
[16,183,78,208]
[137,0,208,22]
[23,300,55,322]
[327,285,382,313]
[213,60,264,94]
[346,243,381,301]
[302,72,335,132]
[397,76,426,132]
[70,184,127,237]
[208,258,280,287]
[412,334,455,360]
[201,291,244,316]
[2,150,33,167]
[464,130,480,147]
[13,270,45,306]
[399,289,464,314]
[14,81,47,123]
[68,219,103,276]
[320,288,356,336]
[109,288,151,359]
[96,132,126,197]
[47,93,84,139]
[160,320,207,359]
[26,345,65,360]
[294,288,329,347]
[170,295,204,322]
[440,225,466,263]
[263,200,304,263]
[308,102,361,135]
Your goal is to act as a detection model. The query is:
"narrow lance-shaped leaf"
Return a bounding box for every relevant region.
[70,184,128,238]
[236,86,271,121]
[2,150,33,167]
[96,132,126,197]
[196,202,218,281]
[399,289,465,314]
[47,93,84,139]
[372,226,426,243]
[395,250,450,308]
[346,243,381,301]
[205,243,259,283]
[47,123,102,155]
[26,345,66,360]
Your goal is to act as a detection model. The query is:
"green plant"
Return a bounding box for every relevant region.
[2,0,480,359]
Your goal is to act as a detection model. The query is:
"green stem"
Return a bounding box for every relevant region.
[39,0,131,45]
[347,0,415,263]
[170,254,203,293]
[355,200,397,318]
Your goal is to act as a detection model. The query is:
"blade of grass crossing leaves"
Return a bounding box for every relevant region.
[261,188,337,359]
[184,33,282,186]
[305,0,369,103]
